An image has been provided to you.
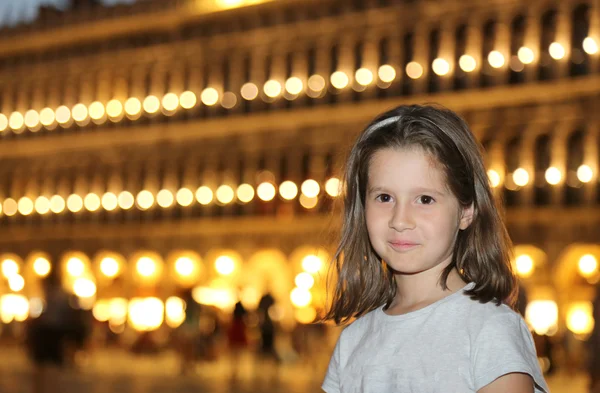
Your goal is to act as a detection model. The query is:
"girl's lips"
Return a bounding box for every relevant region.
[388,241,419,251]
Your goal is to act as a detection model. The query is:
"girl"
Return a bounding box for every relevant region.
[322,105,549,392]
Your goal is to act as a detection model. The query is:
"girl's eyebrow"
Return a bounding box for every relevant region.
[367,185,447,197]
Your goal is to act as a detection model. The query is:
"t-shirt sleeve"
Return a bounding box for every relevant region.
[471,312,549,392]
[321,333,342,393]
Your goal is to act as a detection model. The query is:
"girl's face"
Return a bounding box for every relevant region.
[365,147,473,276]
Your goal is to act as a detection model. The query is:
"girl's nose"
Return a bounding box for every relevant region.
[388,203,415,232]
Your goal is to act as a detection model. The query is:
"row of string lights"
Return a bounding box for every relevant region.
[487,164,595,189]
[0,38,598,135]
[0,177,342,217]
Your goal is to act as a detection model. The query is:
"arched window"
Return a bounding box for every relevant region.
[570,3,590,76]
[538,8,557,81]
[566,129,585,205]
[533,134,551,205]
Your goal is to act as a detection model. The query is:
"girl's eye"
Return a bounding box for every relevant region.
[417,195,435,205]
[376,194,392,203]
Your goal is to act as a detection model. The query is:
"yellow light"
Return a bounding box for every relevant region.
[295,272,315,290]
[295,306,317,324]
[279,180,298,200]
[459,55,477,72]
[33,257,51,277]
[106,99,124,120]
[165,296,186,328]
[290,288,312,307]
[3,198,18,216]
[567,302,594,335]
[330,71,349,89]
[67,194,83,213]
[215,255,235,275]
[264,80,282,98]
[118,191,134,210]
[216,185,235,204]
[176,188,194,207]
[124,97,142,118]
[93,300,110,322]
[257,182,276,201]
[325,177,341,197]
[128,297,164,331]
[355,68,374,86]
[487,51,505,68]
[302,255,322,274]
[17,197,34,216]
[84,193,101,212]
[156,189,174,208]
[378,64,396,83]
[578,254,598,277]
[300,194,318,209]
[236,184,255,203]
[24,109,40,130]
[71,103,88,122]
[73,278,96,298]
[8,275,25,292]
[405,61,423,79]
[2,259,19,278]
[221,92,237,109]
[1,294,29,322]
[201,88,219,106]
[583,37,599,55]
[301,179,320,198]
[67,257,85,277]
[109,298,128,325]
[525,300,558,336]
[512,168,529,187]
[40,107,56,127]
[549,42,565,60]
[487,169,500,188]
[49,195,65,213]
[179,91,197,109]
[432,58,450,76]
[518,47,535,64]
[577,165,593,183]
[137,257,156,277]
[285,77,304,95]
[161,93,179,112]
[55,105,71,125]
[101,192,118,211]
[307,75,326,92]
[101,257,120,278]
[136,190,155,210]
[9,112,24,132]
[195,186,213,205]
[515,254,534,278]
[545,167,562,185]
[241,83,259,100]
[175,257,195,277]
[143,95,160,114]
[0,113,7,132]
[218,0,243,7]
[89,101,106,121]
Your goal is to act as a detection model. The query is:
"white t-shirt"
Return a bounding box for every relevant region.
[322,283,549,393]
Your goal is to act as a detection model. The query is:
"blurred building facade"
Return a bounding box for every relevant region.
[0,0,598,362]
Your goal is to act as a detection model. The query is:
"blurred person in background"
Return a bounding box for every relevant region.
[257,292,278,362]
[587,282,600,392]
[176,289,201,375]
[25,274,71,393]
[227,301,248,381]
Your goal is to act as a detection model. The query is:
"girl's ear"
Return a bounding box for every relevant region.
[459,203,474,230]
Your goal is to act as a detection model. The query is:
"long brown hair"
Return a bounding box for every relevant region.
[323,104,516,325]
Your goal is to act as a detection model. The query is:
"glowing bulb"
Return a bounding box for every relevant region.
[221,92,237,109]
[518,47,535,64]
[55,105,71,125]
[67,194,83,213]
[216,185,235,204]
[577,165,593,183]
[307,75,326,92]
[9,112,24,131]
[301,179,320,198]
[33,258,51,277]
[279,181,298,200]
[34,196,50,214]
[175,257,194,277]
[136,190,155,210]
[487,51,505,68]
[73,278,96,298]
[24,109,40,130]
[2,259,19,278]
[512,168,529,187]
[0,114,7,132]
[236,184,255,203]
[125,97,142,118]
[201,88,219,106]
[71,103,88,122]
[179,91,197,109]
[459,55,477,72]
[17,197,34,216]
[137,257,156,277]
[300,194,318,209]
[487,169,500,188]
[257,182,276,201]
[8,275,25,291]
[545,167,562,185]
[330,71,349,89]
[40,107,55,127]
[378,65,396,83]
[264,80,282,98]
[583,37,598,55]
[355,68,373,86]
[84,193,101,212]
[176,188,194,207]
[143,95,160,114]
[67,257,85,277]
[101,257,120,278]
[106,99,124,120]
[302,255,322,274]
[195,186,213,205]
[162,93,179,112]
[49,195,65,213]
[295,272,315,290]
[101,192,118,211]
[215,256,235,275]
[290,288,312,307]
[549,42,565,60]
[89,101,105,121]
[285,77,304,95]
[118,191,134,210]
[241,83,259,100]
[579,254,598,277]
[156,189,174,208]
[405,62,423,79]
[432,58,450,76]
[515,255,534,278]
[3,198,18,216]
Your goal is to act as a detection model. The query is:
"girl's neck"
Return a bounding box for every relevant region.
[386,267,467,316]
